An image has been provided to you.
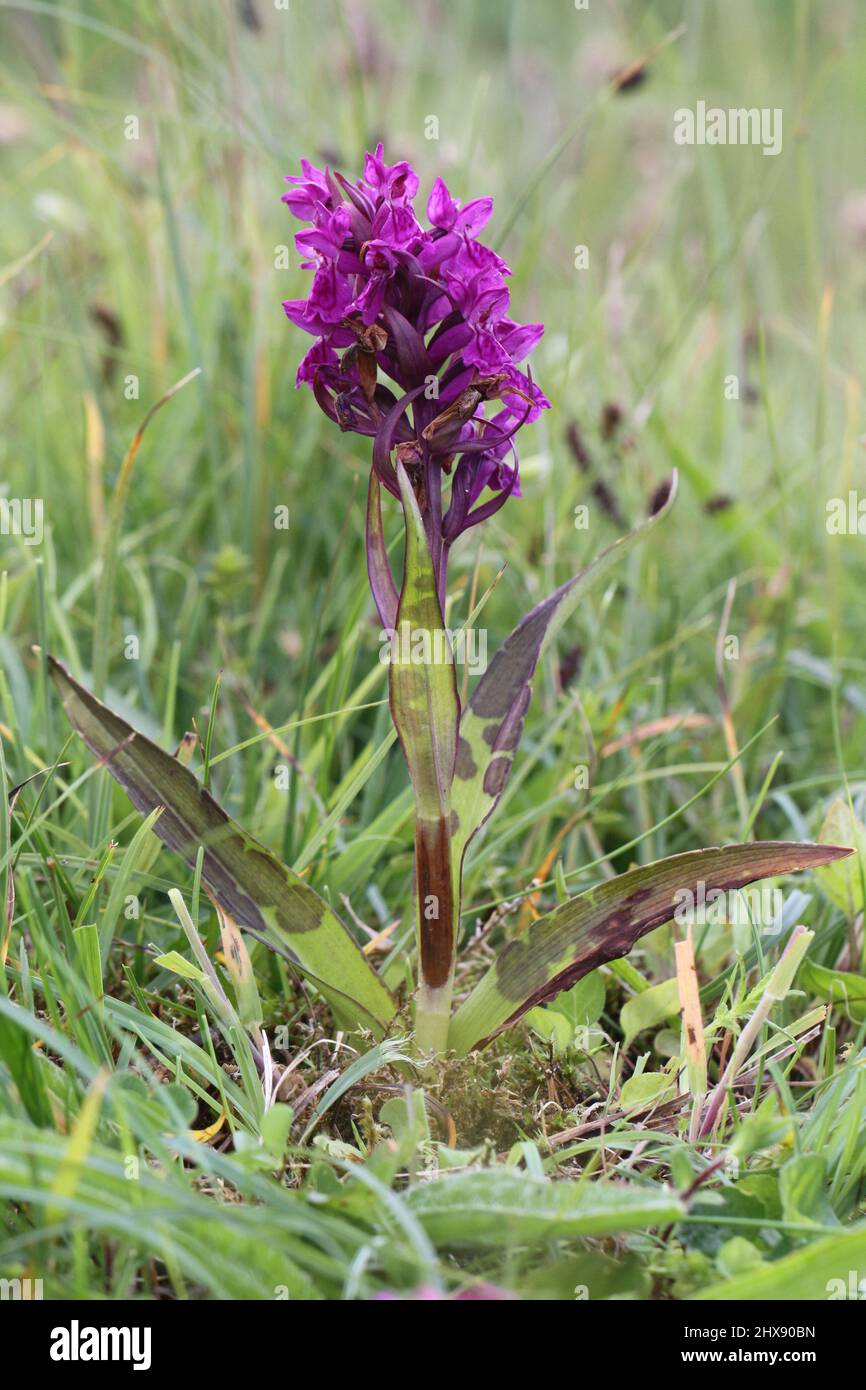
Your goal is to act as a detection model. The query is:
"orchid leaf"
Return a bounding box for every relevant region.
[450,473,678,893]
[389,462,460,996]
[49,657,396,1036]
[448,841,852,1054]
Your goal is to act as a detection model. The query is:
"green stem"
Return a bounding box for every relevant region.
[415,979,453,1054]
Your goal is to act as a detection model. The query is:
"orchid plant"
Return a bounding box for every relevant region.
[49,147,849,1059]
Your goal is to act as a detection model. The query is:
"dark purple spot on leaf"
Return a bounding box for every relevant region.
[454,736,477,780]
[483,756,510,798]
[482,686,530,751]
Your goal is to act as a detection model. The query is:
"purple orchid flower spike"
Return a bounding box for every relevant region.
[281,146,548,618]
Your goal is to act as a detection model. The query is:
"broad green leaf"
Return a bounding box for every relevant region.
[619,1071,676,1111]
[695,1226,866,1300]
[799,958,866,1022]
[259,1103,294,1160]
[779,1154,838,1227]
[49,657,396,1036]
[815,797,866,915]
[522,1250,650,1300]
[448,841,852,1054]
[379,1087,430,1145]
[524,1006,574,1053]
[621,975,680,1048]
[715,1237,764,1280]
[405,1168,683,1247]
[527,970,606,1052]
[450,475,678,894]
[389,463,460,993]
[550,970,606,1028]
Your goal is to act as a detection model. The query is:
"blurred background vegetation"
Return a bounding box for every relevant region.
[2,0,866,1300]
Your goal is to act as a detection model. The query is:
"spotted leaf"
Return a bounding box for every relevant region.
[450,475,678,896]
[49,657,396,1036]
[448,841,852,1054]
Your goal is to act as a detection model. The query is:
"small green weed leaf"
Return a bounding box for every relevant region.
[527,970,606,1052]
[524,1006,574,1053]
[715,1237,764,1280]
[620,1070,676,1111]
[621,976,680,1048]
[260,1103,294,1159]
[779,1154,838,1227]
[550,969,606,1028]
[815,797,866,915]
[728,1094,791,1158]
[799,958,866,1022]
[153,950,206,981]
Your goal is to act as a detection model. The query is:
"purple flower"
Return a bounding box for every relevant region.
[356,240,399,323]
[281,146,548,603]
[281,158,331,221]
[295,337,339,388]
[426,176,493,236]
[362,143,420,204]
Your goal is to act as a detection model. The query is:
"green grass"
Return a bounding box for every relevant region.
[2,0,866,1300]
